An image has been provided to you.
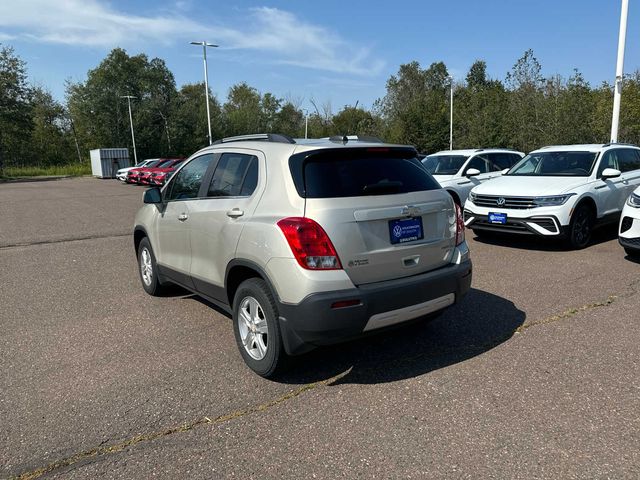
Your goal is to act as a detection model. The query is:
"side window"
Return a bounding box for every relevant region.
[486,153,512,171]
[597,150,619,177]
[618,149,640,173]
[464,155,489,174]
[208,153,259,197]
[509,154,523,167]
[166,154,213,201]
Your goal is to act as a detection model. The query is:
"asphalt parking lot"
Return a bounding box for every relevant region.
[1,177,639,479]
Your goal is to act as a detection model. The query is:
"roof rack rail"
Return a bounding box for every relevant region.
[327,135,384,144]
[476,147,521,152]
[603,142,636,147]
[212,133,296,145]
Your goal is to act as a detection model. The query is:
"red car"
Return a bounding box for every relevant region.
[129,158,183,185]
[125,159,164,184]
[147,159,186,186]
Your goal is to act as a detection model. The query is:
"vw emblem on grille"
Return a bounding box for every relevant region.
[496,197,506,207]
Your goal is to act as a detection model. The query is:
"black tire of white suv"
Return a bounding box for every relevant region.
[137,237,167,296]
[232,278,287,377]
[567,204,594,249]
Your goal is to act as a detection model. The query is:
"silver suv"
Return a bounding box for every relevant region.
[134,134,472,377]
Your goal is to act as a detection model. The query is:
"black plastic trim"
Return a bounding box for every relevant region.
[276,260,472,355]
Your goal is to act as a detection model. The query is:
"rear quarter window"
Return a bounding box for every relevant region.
[289,148,441,198]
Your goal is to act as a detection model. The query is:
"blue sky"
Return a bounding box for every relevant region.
[0,0,638,111]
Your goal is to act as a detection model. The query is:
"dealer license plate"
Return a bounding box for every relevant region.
[389,217,424,245]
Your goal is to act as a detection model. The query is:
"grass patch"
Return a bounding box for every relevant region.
[2,163,92,178]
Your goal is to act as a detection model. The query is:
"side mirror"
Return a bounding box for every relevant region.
[601,168,622,179]
[143,187,162,204]
[466,168,481,177]
[501,168,510,175]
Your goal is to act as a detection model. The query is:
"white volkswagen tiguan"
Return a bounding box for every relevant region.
[422,149,524,206]
[464,144,640,249]
[619,186,640,257]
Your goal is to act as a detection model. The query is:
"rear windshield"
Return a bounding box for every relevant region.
[422,155,468,175]
[289,148,440,198]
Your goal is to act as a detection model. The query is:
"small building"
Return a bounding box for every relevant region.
[90,148,130,178]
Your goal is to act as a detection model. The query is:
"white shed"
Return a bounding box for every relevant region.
[90,149,130,178]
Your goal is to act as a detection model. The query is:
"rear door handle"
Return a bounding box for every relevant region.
[226,208,244,218]
[178,213,189,222]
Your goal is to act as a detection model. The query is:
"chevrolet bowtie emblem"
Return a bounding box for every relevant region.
[401,205,421,217]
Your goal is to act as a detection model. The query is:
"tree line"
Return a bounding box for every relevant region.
[1,44,639,172]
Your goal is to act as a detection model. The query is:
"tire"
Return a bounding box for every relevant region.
[566,204,594,249]
[232,278,287,378]
[137,237,166,296]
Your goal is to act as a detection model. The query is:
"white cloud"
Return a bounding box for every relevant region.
[0,32,16,41]
[0,1,384,76]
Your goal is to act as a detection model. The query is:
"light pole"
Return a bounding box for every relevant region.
[448,77,454,150]
[610,0,629,143]
[190,41,218,145]
[303,109,309,139]
[120,95,138,164]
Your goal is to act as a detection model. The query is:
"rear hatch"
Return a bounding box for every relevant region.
[289,147,456,286]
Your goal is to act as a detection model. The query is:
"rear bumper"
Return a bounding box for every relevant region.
[277,260,472,355]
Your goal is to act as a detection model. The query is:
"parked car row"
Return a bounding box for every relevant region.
[424,143,640,252]
[116,158,185,186]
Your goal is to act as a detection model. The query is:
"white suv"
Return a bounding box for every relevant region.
[619,186,640,256]
[464,144,640,248]
[134,134,472,376]
[422,149,524,205]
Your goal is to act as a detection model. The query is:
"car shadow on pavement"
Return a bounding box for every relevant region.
[275,288,525,385]
[471,224,618,252]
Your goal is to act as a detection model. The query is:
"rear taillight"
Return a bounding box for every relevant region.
[455,203,465,246]
[277,217,342,270]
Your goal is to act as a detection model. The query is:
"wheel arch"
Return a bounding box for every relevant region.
[133,226,149,254]
[446,189,461,206]
[225,260,280,309]
[573,195,598,219]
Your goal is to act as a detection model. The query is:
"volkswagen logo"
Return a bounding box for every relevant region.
[393,225,403,238]
[496,197,506,207]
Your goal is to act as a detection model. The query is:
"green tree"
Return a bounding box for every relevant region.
[29,86,75,165]
[332,106,382,137]
[223,82,263,136]
[171,82,223,155]
[0,44,32,171]
[273,102,304,137]
[377,61,449,152]
[66,48,178,160]
[455,60,510,149]
[505,49,546,152]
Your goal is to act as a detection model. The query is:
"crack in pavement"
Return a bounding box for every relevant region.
[7,372,352,480]
[0,233,131,250]
[7,278,639,480]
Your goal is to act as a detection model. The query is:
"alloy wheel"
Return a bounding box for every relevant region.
[238,296,269,360]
